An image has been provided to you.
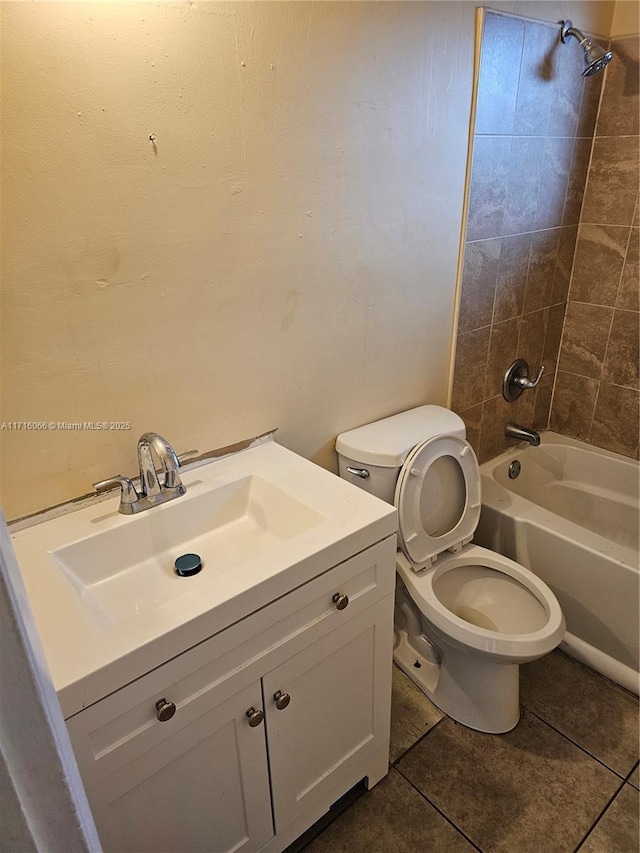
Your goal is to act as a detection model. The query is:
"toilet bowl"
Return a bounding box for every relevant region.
[336,405,565,733]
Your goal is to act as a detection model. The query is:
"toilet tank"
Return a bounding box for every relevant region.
[335,405,467,504]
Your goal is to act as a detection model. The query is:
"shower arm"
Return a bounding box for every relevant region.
[559,19,612,78]
[561,21,592,49]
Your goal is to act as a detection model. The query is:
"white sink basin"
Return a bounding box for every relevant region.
[10,439,396,717]
[51,475,325,625]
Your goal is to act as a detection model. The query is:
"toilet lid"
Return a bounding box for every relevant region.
[394,435,481,569]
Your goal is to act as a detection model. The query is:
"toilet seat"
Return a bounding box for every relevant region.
[397,547,565,663]
[395,435,481,569]
[393,434,565,662]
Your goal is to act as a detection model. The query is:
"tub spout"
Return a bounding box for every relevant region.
[505,423,541,446]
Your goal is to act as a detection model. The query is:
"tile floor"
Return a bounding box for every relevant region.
[300,650,639,853]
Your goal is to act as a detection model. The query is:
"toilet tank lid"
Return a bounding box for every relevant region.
[335,405,467,467]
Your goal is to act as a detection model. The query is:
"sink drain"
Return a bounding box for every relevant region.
[174,553,203,577]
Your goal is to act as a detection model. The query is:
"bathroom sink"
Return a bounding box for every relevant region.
[10,439,396,717]
[51,475,325,625]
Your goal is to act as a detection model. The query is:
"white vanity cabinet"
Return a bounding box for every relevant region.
[66,536,396,853]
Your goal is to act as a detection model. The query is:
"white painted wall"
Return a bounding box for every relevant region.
[611,0,640,35]
[0,2,614,520]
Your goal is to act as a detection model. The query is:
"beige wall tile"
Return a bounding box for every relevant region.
[563,137,594,225]
[466,136,511,241]
[451,328,491,412]
[548,28,587,137]
[451,7,604,462]
[503,138,544,236]
[617,228,639,312]
[458,239,500,333]
[581,136,640,226]
[458,403,483,459]
[532,375,553,430]
[551,225,578,304]
[550,371,599,440]
[524,229,560,313]
[570,224,630,305]
[479,396,512,462]
[493,233,531,322]
[535,136,574,231]
[602,309,640,390]
[591,384,640,456]
[550,42,639,459]
[518,309,547,370]
[542,303,567,374]
[558,302,614,378]
[513,20,558,136]
[485,318,520,399]
[475,12,524,136]
[479,392,535,463]
[597,35,640,137]
[577,73,605,138]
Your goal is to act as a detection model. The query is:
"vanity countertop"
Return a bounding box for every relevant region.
[10,440,396,718]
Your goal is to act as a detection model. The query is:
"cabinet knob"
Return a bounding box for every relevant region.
[273,690,291,711]
[155,698,176,722]
[332,592,349,611]
[245,707,265,727]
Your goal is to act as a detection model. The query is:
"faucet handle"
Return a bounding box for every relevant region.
[163,450,199,488]
[93,476,139,506]
[503,359,545,401]
[143,451,197,489]
[513,364,545,390]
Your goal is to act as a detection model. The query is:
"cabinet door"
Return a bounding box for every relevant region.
[81,680,273,853]
[263,597,392,833]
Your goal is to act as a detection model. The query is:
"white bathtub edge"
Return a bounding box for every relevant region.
[561,632,639,696]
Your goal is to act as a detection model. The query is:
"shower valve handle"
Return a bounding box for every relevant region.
[513,364,545,390]
[503,360,545,402]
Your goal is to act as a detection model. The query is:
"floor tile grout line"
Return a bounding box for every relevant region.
[390,715,447,768]
[625,759,639,784]
[394,686,636,780]
[393,765,485,853]
[571,775,629,853]
[395,706,635,853]
[523,707,634,780]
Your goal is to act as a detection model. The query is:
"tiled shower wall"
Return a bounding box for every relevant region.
[550,33,640,459]
[451,10,603,461]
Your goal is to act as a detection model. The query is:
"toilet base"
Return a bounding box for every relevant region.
[394,627,521,734]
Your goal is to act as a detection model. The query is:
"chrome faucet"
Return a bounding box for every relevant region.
[137,432,184,500]
[505,423,541,447]
[93,433,198,514]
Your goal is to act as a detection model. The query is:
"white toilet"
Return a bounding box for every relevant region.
[336,405,565,733]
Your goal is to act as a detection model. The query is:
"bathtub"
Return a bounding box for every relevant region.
[475,432,639,695]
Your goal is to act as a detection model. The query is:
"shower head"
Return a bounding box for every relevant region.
[561,20,613,77]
